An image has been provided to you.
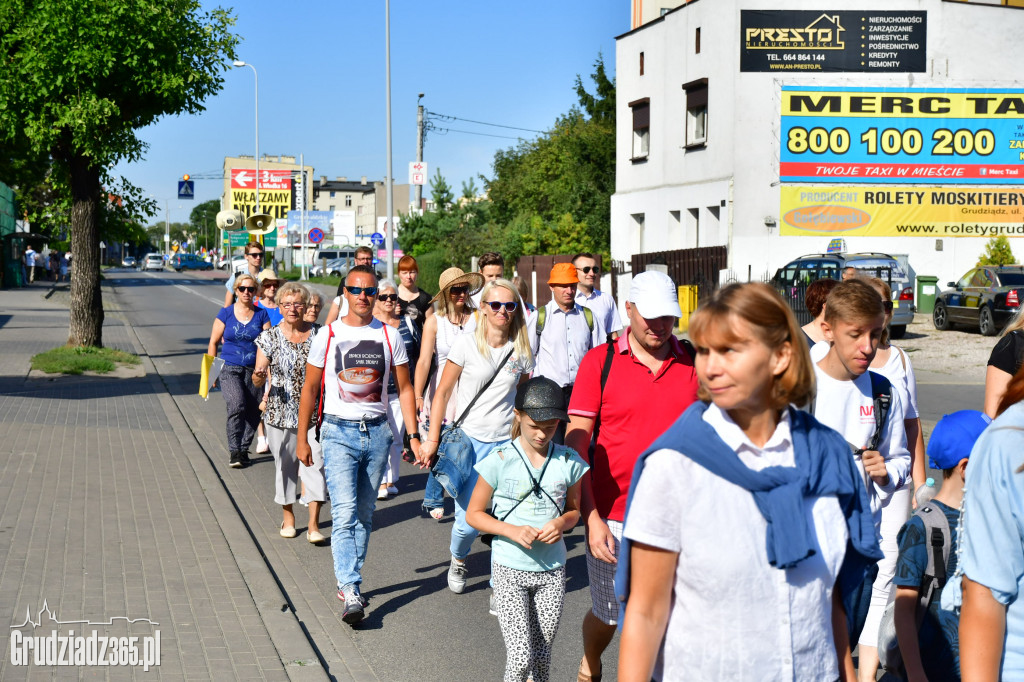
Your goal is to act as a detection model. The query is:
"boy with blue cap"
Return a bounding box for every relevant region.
[891,409,990,682]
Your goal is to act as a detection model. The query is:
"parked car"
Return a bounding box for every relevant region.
[771,252,915,338]
[144,254,165,271]
[230,256,248,274]
[122,256,136,268]
[170,253,214,272]
[309,256,353,278]
[932,266,1024,336]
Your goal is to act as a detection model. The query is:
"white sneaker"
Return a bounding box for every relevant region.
[387,485,399,496]
[377,486,389,500]
[256,436,270,454]
[447,557,467,594]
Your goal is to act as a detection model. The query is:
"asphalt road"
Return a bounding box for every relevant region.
[105,268,983,681]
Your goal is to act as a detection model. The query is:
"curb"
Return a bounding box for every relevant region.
[106,280,331,681]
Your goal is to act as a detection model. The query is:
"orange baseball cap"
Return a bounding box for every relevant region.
[548,262,579,285]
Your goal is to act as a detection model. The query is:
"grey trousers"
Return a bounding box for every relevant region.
[220,364,261,453]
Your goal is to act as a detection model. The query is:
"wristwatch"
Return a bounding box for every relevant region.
[403,432,422,449]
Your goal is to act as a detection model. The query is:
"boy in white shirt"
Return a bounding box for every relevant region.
[812,278,911,682]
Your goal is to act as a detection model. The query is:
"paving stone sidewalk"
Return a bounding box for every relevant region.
[0,282,327,680]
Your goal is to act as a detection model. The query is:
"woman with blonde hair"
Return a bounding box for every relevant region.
[417,278,535,594]
[252,282,326,542]
[984,305,1024,418]
[617,282,881,682]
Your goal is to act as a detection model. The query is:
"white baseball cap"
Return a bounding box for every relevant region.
[628,271,683,319]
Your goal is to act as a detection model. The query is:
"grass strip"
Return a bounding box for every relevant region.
[31,345,141,375]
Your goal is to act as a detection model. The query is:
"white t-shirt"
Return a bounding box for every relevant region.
[872,346,919,420]
[623,406,848,682]
[446,334,533,442]
[812,366,911,524]
[331,295,350,319]
[307,318,408,420]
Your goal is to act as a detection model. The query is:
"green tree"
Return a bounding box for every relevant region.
[189,199,221,251]
[0,0,238,346]
[978,236,1018,266]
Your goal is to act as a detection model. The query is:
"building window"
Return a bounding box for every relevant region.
[639,52,645,76]
[630,98,650,161]
[329,205,335,212]
[683,79,708,148]
[660,7,670,16]
[345,195,352,207]
[695,27,701,54]
[330,191,336,198]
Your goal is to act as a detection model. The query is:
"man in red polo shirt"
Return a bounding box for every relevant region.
[565,270,699,682]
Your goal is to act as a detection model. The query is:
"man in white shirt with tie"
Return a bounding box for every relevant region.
[528,262,604,443]
[573,253,622,342]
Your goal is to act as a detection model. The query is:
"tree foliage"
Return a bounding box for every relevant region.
[978,236,1018,266]
[0,0,238,346]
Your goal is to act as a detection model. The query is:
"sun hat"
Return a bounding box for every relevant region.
[927,409,990,470]
[430,267,485,303]
[256,268,283,286]
[515,377,569,423]
[628,270,683,319]
[548,262,579,285]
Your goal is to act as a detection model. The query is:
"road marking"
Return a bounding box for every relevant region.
[138,272,224,306]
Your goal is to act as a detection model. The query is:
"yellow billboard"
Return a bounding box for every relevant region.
[781,186,1024,237]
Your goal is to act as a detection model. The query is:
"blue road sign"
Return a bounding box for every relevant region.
[308,228,325,244]
[177,180,194,200]
[370,232,385,245]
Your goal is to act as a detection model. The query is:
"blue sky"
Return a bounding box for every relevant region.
[115,0,624,226]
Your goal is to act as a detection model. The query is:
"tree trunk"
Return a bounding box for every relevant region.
[67,154,104,347]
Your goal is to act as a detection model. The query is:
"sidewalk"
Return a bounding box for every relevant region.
[0,282,328,680]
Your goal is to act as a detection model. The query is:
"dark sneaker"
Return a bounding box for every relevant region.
[447,557,467,594]
[238,451,251,466]
[229,452,243,468]
[337,589,366,625]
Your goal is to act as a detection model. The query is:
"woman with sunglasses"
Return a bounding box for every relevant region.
[373,279,422,499]
[207,274,272,468]
[414,267,484,519]
[419,279,534,594]
[252,283,326,542]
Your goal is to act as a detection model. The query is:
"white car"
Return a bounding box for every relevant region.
[144,254,164,271]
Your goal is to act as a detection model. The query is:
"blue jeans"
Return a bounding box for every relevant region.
[423,471,445,512]
[450,434,499,560]
[321,414,392,591]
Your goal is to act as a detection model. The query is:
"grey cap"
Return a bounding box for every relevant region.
[514,376,569,423]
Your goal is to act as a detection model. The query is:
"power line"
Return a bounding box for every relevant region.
[428,111,544,135]
[432,126,525,141]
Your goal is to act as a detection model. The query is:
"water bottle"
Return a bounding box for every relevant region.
[915,477,938,507]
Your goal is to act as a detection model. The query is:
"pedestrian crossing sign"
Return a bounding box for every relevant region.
[177,180,194,200]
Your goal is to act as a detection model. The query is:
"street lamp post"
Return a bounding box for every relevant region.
[233,60,261,217]
[384,0,395,281]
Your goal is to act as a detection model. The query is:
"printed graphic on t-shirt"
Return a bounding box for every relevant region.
[334,339,385,403]
[858,404,875,425]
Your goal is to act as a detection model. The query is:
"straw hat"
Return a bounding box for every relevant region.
[430,267,485,303]
[256,268,283,287]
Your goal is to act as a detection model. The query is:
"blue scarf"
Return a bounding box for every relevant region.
[614,402,881,621]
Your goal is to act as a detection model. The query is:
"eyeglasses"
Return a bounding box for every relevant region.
[280,302,305,309]
[246,252,264,258]
[356,257,373,265]
[346,286,378,297]
[307,303,323,310]
[881,300,894,312]
[449,285,469,295]
[576,266,599,274]
[378,293,399,302]
[485,300,519,313]
[237,286,256,293]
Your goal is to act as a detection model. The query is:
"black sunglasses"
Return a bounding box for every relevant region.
[237,285,256,293]
[346,286,378,297]
[576,266,599,274]
[485,300,518,313]
[246,252,264,258]
[449,285,470,295]
[378,293,399,302]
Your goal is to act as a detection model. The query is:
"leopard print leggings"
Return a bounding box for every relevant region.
[492,563,566,682]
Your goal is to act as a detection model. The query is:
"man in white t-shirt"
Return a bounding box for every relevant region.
[572,252,622,341]
[811,278,910,682]
[298,265,421,625]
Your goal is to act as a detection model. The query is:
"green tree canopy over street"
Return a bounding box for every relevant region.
[0,0,238,346]
[400,55,615,271]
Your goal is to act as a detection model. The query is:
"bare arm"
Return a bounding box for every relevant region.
[418,360,463,466]
[252,347,270,388]
[831,588,855,682]
[414,315,438,407]
[905,417,927,498]
[617,542,678,682]
[566,414,615,564]
[893,586,928,682]
[207,318,226,357]
[536,479,582,544]
[984,365,1012,418]
[295,362,323,468]
[960,575,1006,682]
[393,363,421,459]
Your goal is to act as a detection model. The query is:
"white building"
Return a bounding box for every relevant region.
[612,0,1024,287]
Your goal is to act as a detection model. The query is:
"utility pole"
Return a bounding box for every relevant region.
[416,93,425,212]
[384,0,395,281]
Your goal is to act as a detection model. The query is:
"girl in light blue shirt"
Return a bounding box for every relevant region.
[466,377,588,682]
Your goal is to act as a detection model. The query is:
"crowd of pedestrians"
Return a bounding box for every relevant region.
[201,248,1024,682]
